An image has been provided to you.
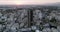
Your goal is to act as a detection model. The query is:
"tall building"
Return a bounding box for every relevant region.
[27,9,33,27]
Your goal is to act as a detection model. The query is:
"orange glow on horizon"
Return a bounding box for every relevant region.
[14,1,23,5]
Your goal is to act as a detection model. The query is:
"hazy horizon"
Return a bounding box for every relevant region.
[0,0,60,5]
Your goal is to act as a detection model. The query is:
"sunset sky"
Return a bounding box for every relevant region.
[0,0,60,5]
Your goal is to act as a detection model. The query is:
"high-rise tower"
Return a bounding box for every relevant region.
[27,9,33,27]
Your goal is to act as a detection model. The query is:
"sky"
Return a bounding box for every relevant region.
[0,0,60,5]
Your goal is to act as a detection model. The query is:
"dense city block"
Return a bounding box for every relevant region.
[0,6,60,32]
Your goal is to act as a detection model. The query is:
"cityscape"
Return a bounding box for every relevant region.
[0,5,59,32]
